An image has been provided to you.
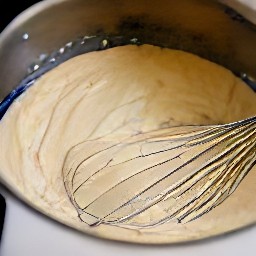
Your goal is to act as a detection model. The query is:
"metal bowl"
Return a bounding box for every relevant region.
[0,0,256,244]
[1,0,256,99]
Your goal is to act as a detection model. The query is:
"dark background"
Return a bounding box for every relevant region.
[0,1,40,32]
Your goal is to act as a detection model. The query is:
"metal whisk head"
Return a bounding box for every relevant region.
[63,116,256,228]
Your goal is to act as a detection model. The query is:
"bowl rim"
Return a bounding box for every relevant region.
[0,0,66,48]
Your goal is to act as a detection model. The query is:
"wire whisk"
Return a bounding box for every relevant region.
[63,116,256,227]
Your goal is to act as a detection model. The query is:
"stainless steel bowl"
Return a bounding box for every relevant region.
[1,0,256,99]
[0,0,256,244]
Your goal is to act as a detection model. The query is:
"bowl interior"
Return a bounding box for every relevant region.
[0,0,256,245]
[0,0,256,98]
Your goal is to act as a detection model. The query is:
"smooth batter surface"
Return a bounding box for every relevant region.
[0,45,255,243]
